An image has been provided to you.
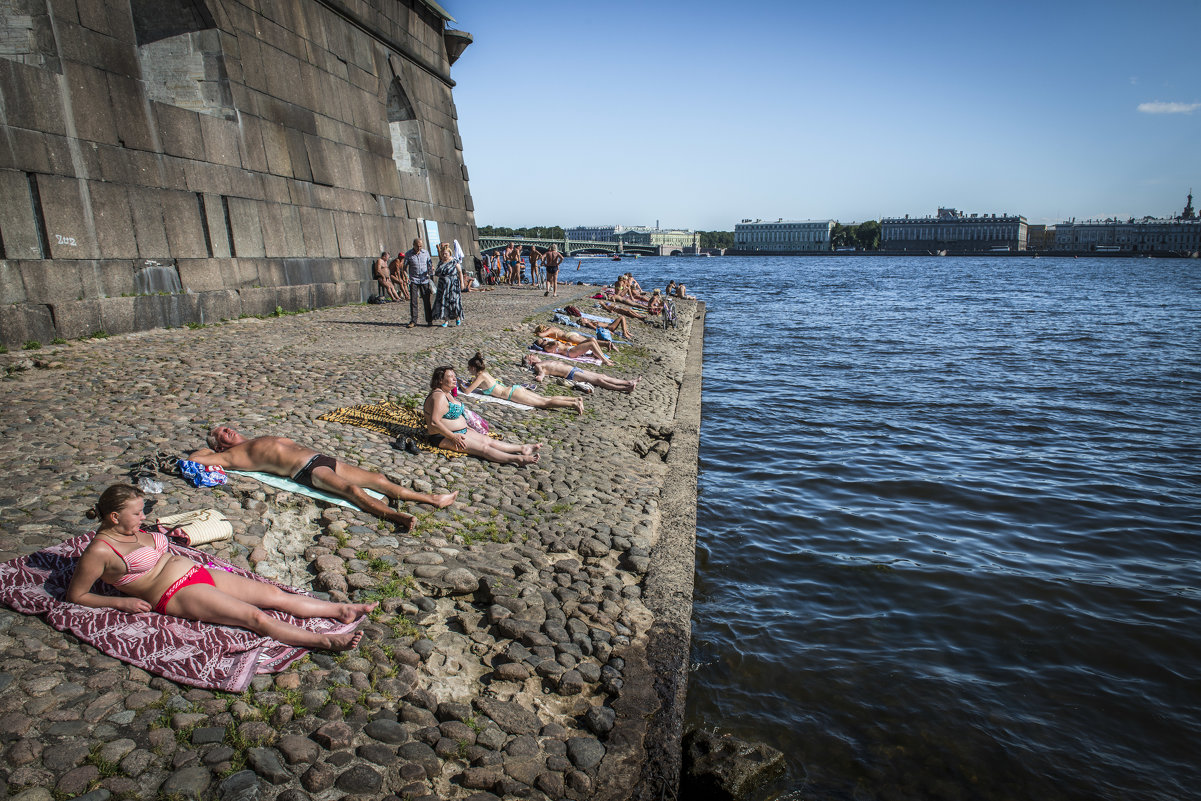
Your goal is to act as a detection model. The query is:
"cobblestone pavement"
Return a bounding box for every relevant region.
[0,284,700,801]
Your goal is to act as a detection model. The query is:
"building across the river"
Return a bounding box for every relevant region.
[881,208,1027,253]
[1052,192,1200,254]
[1026,224,1056,251]
[732,219,835,253]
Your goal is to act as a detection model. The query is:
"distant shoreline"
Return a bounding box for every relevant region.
[721,250,1199,259]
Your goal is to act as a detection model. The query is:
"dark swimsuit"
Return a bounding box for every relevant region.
[293,453,336,488]
[428,395,467,447]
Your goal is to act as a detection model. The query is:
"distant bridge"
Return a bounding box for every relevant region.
[477,235,661,257]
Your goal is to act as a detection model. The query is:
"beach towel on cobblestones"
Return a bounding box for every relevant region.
[227,471,386,510]
[465,393,535,411]
[527,347,604,366]
[0,536,358,692]
[317,402,501,458]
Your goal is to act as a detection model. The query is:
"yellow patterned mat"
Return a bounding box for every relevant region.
[317,402,498,458]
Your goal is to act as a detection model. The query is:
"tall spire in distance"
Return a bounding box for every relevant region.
[1183,189,1196,220]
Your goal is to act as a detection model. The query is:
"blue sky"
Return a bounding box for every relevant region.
[446,1,1200,230]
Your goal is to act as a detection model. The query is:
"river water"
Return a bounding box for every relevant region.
[570,253,1201,801]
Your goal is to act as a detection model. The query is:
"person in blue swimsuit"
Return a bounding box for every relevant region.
[423,366,542,465]
[461,353,583,414]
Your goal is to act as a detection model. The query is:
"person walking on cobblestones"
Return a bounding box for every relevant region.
[544,244,564,297]
[431,242,464,327]
[404,238,433,327]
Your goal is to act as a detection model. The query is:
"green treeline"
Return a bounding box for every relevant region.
[698,231,734,249]
[478,225,565,239]
[832,221,881,250]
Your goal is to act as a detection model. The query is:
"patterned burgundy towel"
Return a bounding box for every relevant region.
[0,535,359,692]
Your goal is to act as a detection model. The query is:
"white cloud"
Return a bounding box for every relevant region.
[1137,101,1201,114]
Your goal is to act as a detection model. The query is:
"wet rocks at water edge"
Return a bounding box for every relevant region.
[681,728,787,801]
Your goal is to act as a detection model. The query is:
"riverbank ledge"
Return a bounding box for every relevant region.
[0,285,702,801]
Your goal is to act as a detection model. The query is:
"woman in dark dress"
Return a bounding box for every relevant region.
[431,242,463,326]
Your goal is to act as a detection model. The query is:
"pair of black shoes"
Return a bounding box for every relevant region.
[392,437,420,455]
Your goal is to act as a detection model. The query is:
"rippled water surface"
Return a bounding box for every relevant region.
[576,254,1201,801]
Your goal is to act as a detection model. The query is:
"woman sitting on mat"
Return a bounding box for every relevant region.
[614,273,651,304]
[423,366,542,465]
[66,485,371,651]
[462,352,583,415]
[647,288,665,316]
[533,336,615,366]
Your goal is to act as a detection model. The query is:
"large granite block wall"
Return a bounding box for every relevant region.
[0,0,477,345]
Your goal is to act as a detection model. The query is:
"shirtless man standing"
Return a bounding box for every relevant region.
[528,246,542,290]
[190,426,457,531]
[543,244,564,297]
[523,353,639,393]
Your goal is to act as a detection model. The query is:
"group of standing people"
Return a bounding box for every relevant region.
[374,238,466,328]
[477,243,565,296]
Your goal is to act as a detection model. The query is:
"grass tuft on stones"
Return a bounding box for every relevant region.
[85,743,124,779]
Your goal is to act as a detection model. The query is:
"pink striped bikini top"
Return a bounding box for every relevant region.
[95,529,169,586]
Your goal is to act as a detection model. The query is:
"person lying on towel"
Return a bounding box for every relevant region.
[522,353,640,394]
[190,425,457,531]
[67,485,371,651]
[462,352,583,415]
[534,324,618,354]
[562,306,634,341]
[532,337,615,366]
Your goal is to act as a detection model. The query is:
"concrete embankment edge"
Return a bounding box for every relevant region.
[614,302,705,800]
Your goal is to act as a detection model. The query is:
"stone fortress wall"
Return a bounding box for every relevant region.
[0,0,477,346]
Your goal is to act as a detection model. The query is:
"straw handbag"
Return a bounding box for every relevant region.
[154,509,233,546]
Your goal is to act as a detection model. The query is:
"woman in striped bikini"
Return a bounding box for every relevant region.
[462,353,583,415]
[66,484,371,650]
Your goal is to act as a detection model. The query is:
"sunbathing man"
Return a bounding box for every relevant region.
[523,353,639,393]
[190,427,457,531]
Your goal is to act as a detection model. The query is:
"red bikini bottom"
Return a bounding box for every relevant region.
[154,565,215,614]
